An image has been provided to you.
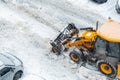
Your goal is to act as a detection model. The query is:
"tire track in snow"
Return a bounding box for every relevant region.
[7,3,61,32]
[7,0,106,32]
[36,0,106,26]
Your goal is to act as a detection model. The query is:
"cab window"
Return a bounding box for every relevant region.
[0,67,11,76]
[95,37,107,54]
[107,42,120,58]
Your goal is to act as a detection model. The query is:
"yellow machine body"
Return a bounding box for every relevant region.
[52,19,120,78]
[65,30,97,51]
[63,20,120,78]
[117,63,120,78]
[97,20,120,42]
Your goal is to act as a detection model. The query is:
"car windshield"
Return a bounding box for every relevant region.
[95,37,120,58]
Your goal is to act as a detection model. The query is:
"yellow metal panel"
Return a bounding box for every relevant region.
[65,30,97,49]
[80,30,97,41]
[97,20,120,42]
[117,63,120,78]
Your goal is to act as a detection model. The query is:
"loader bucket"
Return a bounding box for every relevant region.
[50,23,79,55]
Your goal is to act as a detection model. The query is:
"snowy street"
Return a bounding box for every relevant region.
[0,0,119,80]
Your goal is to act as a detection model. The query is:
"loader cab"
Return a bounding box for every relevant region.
[95,36,120,78]
[94,20,120,78]
[95,20,120,59]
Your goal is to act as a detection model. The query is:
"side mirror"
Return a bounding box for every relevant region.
[10,68,15,72]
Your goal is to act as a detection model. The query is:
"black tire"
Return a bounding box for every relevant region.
[69,51,83,63]
[13,71,23,80]
[92,0,107,4]
[116,0,120,14]
[97,60,116,78]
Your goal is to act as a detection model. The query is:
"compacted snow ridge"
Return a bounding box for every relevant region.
[0,0,120,80]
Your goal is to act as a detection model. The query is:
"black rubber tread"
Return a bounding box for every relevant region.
[13,71,23,80]
[69,51,83,64]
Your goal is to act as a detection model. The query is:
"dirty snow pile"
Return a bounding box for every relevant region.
[0,0,119,80]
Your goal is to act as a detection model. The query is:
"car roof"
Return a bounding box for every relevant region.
[0,61,5,70]
[0,60,4,66]
[0,53,14,66]
[97,19,120,42]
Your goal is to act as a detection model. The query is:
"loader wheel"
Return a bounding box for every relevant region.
[97,61,116,78]
[69,51,83,63]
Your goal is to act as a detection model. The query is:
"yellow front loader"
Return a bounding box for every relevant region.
[50,20,120,79]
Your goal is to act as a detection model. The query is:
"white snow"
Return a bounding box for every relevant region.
[0,0,119,80]
[0,60,4,67]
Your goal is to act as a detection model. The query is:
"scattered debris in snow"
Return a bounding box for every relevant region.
[0,0,119,80]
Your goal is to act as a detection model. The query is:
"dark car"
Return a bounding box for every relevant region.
[116,0,120,14]
[92,0,107,4]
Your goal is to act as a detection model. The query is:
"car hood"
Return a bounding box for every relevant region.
[0,53,22,66]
